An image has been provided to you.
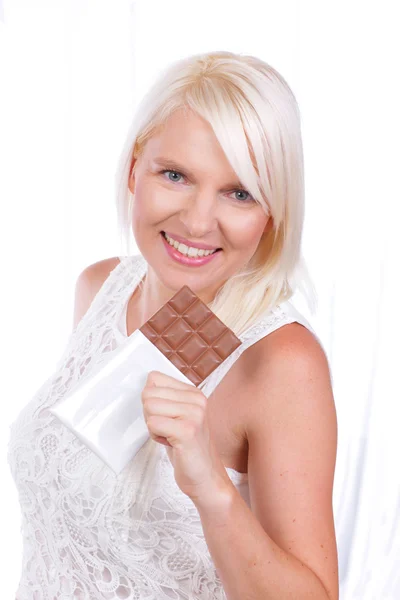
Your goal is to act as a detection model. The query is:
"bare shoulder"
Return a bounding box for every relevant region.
[72,256,121,329]
[241,322,332,402]
[241,320,335,441]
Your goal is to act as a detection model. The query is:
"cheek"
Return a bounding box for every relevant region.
[228,215,267,248]
[131,183,157,227]
[133,180,175,223]
[131,201,147,242]
[131,183,152,242]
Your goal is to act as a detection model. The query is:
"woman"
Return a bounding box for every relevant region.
[8,50,339,599]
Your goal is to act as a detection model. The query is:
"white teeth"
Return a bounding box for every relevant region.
[164,233,216,257]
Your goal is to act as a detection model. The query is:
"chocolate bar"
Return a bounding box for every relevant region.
[139,285,242,386]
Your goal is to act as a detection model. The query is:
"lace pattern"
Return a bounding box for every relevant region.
[8,254,307,599]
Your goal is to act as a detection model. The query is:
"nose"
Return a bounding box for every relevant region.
[178,191,219,238]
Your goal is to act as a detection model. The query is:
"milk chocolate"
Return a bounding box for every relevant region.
[139,285,242,386]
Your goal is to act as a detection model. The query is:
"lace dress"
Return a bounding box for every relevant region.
[7,253,316,600]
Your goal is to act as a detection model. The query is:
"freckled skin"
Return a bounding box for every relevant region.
[127,108,272,320]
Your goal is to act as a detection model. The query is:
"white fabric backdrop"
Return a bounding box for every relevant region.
[1,0,399,597]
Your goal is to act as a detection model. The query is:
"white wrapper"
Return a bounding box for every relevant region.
[50,329,195,474]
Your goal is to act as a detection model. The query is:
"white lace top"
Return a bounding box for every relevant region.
[7,254,316,600]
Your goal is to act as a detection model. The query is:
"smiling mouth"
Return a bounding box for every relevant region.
[161,231,222,253]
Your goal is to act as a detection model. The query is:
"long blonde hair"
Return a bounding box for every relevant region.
[115,50,317,336]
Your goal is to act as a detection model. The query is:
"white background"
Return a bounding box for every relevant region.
[1,0,399,597]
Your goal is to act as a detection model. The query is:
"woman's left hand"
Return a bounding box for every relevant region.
[141,370,230,503]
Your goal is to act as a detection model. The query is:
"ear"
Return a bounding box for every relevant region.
[128,158,137,195]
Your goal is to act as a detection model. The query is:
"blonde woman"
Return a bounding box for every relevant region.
[8,51,339,600]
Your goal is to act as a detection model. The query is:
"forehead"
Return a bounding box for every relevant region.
[141,109,240,180]
[149,109,216,150]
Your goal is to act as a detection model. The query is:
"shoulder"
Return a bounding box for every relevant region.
[73,256,122,329]
[242,320,331,393]
[240,320,335,439]
[75,256,122,289]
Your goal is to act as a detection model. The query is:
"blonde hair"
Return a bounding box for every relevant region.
[115,50,317,336]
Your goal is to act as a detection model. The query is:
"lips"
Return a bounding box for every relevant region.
[161,231,222,252]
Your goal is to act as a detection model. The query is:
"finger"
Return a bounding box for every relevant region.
[153,435,172,447]
[147,415,197,449]
[143,396,205,422]
[142,386,206,408]
[146,370,196,390]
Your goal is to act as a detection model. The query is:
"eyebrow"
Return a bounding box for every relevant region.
[152,156,245,190]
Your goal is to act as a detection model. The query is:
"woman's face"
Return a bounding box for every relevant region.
[128,108,272,304]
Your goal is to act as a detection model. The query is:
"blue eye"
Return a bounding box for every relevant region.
[160,169,183,183]
[159,169,255,203]
[233,190,252,202]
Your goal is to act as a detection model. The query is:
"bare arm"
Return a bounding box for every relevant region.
[193,323,339,600]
